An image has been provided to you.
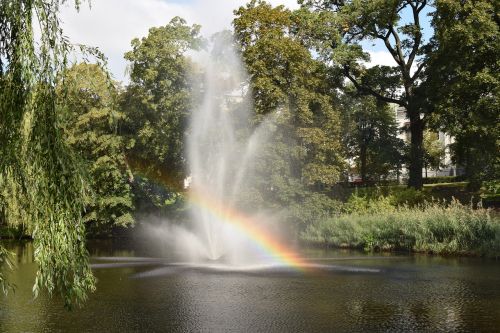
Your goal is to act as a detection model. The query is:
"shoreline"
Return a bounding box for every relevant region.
[2,235,498,260]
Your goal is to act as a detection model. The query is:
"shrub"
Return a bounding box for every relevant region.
[343,194,395,214]
[389,188,429,206]
[343,188,429,213]
[482,180,500,208]
[288,192,343,227]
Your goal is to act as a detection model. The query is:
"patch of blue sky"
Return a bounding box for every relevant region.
[361,3,434,53]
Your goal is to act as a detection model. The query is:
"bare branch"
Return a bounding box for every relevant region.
[344,66,407,107]
[411,61,425,82]
[407,0,417,10]
[397,4,407,13]
[417,0,427,13]
[376,30,405,69]
[345,29,366,43]
[389,26,406,68]
[407,0,426,70]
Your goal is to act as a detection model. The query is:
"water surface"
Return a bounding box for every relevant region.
[1,240,499,332]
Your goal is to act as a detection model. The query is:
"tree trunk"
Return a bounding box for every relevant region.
[408,111,424,189]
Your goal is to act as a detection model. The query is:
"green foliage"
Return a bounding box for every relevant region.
[288,192,343,227]
[131,176,187,219]
[389,188,428,206]
[341,91,406,181]
[481,180,500,207]
[424,0,499,189]
[300,0,434,189]
[234,1,344,214]
[303,199,500,256]
[121,17,203,184]
[0,221,26,239]
[346,187,430,208]
[0,246,14,294]
[423,131,446,175]
[423,176,466,184]
[483,180,500,197]
[60,63,135,234]
[0,0,95,307]
[343,194,396,215]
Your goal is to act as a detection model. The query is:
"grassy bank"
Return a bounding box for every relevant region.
[302,199,500,257]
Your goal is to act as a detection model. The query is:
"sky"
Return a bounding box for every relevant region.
[60,0,431,82]
[61,0,300,82]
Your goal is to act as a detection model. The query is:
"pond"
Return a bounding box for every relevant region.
[1,240,499,332]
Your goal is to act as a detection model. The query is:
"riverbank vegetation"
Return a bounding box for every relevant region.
[302,196,500,257]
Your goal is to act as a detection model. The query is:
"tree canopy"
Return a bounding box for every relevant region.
[234,0,344,225]
[60,63,135,234]
[424,0,499,188]
[118,17,203,216]
[299,0,433,188]
[121,17,203,186]
[341,91,406,182]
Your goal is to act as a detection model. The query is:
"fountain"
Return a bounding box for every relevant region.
[144,34,286,267]
[103,37,381,276]
[186,35,273,264]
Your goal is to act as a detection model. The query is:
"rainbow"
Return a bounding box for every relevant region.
[189,188,310,271]
[125,155,310,271]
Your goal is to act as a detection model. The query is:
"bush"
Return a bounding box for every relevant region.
[389,188,429,206]
[482,180,500,208]
[302,199,500,257]
[344,188,429,212]
[288,192,343,227]
[343,194,395,214]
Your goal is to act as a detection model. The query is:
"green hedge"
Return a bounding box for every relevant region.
[423,175,466,184]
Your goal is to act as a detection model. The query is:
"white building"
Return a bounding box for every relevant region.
[394,105,459,178]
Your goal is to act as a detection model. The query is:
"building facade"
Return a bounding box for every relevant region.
[394,105,460,178]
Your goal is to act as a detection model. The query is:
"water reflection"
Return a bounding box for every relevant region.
[1,241,499,332]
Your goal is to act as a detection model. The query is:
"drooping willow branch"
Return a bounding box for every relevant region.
[0,0,105,309]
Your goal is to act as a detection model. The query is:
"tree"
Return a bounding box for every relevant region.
[341,92,406,182]
[60,63,134,234]
[0,0,95,307]
[422,131,445,178]
[120,17,203,191]
[300,0,432,189]
[234,0,344,224]
[424,0,499,189]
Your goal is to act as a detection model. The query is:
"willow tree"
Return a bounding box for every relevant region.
[0,1,95,307]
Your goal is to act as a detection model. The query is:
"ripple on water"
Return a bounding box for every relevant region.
[2,245,500,332]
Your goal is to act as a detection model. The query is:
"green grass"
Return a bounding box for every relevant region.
[423,181,468,188]
[301,199,500,257]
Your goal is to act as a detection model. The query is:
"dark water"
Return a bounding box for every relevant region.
[1,240,499,333]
